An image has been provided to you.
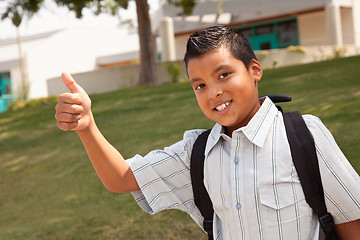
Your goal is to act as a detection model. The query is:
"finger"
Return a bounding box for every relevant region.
[55,112,81,123]
[55,103,83,115]
[58,93,82,105]
[61,72,83,94]
[57,120,79,131]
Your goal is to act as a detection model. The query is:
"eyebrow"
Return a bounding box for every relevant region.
[212,65,231,75]
[190,78,201,84]
[189,64,232,83]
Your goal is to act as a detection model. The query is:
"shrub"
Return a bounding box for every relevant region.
[8,96,58,111]
[166,63,181,83]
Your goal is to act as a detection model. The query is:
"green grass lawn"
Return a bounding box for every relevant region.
[1,55,359,239]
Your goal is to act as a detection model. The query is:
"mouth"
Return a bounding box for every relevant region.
[214,101,231,111]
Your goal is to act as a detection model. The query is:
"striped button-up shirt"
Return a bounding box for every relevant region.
[127,97,360,240]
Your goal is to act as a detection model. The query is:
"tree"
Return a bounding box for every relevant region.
[1,0,158,86]
[1,0,195,86]
[2,0,195,85]
[0,0,36,99]
[135,0,157,85]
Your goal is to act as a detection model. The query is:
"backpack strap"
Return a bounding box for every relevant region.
[190,110,338,240]
[283,112,338,240]
[190,129,214,240]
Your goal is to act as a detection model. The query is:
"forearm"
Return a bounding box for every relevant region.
[334,219,360,240]
[76,122,139,193]
[55,73,139,193]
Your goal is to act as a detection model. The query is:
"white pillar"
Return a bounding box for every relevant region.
[159,17,176,61]
[352,0,360,45]
[325,2,343,46]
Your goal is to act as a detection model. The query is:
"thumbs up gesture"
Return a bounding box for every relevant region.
[55,72,93,132]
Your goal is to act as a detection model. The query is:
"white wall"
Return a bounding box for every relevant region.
[0,27,140,99]
[9,67,22,97]
[341,7,355,45]
[174,34,190,60]
[0,33,54,99]
[47,60,188,97]
[24,27,139,99]
[352,0,360,45]
[26,29,99,98]
[298,11,328,46]
[0,35,51,63]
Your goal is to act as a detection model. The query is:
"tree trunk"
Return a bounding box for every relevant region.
[135,0,157,86]
[16,27,28,100]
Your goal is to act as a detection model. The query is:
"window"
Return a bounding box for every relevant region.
[278,20,298,45]
[255,24,274,35]
[2,72,10,79]
[235,18,299,50]
[238,28,253,37]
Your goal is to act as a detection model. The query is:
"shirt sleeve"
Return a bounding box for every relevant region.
[304,114,360,224]
[126,129,206,227]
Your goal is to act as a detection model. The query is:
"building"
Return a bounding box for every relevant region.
[97,0,360,82]
[153,0,360,60]
[1,0,360,113]
[0,27,140,112]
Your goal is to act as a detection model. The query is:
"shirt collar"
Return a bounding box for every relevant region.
[204,96,279,156]
[241,96,279,147]
[205,123,223,157]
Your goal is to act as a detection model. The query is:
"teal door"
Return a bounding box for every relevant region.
[249,34,278,50]
[0,72,13,113]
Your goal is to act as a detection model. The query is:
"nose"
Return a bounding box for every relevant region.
[208,86,223,100]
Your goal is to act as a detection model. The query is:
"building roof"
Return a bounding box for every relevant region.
[154,0,354,35]
[0,30,59,46]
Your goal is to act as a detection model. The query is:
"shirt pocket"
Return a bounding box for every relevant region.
[259,182,311,224]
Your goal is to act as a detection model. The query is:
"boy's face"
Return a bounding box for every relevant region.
[188,46,263,136]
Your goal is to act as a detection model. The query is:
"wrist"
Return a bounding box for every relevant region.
[75,114,96,136]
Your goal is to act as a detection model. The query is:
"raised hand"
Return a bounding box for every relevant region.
[55,72,93,132]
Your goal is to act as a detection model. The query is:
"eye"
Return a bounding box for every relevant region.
[195,83,205,90]
[219,72,231,79]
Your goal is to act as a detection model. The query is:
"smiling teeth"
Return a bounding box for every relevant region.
[216,102,230,111]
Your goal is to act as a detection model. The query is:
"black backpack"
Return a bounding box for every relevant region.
[190,95,338,240]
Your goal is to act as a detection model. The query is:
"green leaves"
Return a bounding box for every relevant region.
[167,0,196,15]
[1,0,131,22]
[11,11,22,27]
[1,0,44,27]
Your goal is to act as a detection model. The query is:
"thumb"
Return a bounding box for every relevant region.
[61,72,82,93]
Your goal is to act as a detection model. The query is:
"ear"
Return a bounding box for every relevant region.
[250,59,263,83]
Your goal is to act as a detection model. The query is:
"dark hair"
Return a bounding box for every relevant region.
[184,25,257,70]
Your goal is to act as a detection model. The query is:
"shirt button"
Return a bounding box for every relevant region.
[234,158,239,164]
[236,203,242,210]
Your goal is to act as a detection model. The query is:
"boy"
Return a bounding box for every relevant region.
[55,26,360,239]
